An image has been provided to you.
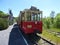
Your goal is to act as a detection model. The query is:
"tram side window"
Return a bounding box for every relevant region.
[27,15,31,21]
[22,17,24,21]
[21,13,25,21]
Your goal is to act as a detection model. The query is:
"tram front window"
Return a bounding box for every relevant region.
[31,14,41,21]
[26,13,41,21]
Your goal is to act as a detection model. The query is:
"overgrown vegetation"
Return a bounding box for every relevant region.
[0,11,9,30]
[42,11,60,44]
[43,12,60,29]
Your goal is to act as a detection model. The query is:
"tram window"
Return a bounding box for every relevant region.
[38,14,40,21]
[22,17,24,21]
[27,15,31,21]
[31,14,41,21]
[31,14,36,21]
[26,13,41,21]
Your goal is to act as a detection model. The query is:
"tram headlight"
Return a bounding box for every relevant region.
[27,25,32,28]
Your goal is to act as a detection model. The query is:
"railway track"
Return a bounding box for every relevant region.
[26,34,55,45]
[17,24,55,45]
[39,36,55,45]
[19,29,55,45]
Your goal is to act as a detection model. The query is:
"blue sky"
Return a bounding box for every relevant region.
[0,0,60,17]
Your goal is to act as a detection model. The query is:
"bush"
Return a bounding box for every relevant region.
[53,13,60,28]
[43,17,51,29]
[0,18,8,30]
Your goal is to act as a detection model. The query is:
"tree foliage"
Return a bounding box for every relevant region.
[43,17,51,29]
[43,13,60,29]
[54,13,60,28]
[0,11,8,18]
[0,11,9,30]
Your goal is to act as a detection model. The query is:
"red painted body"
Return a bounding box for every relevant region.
[20,21,42,34]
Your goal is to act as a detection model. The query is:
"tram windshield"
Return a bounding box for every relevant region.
[27,13,42,21]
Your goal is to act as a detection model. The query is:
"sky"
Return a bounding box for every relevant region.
[0,0,60,17]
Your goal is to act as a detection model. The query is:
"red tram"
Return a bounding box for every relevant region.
[17,6,43,34]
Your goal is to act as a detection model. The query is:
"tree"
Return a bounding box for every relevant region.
[54,13,60,28]
[43,17,51,29]
[0,11,9,30]
[0,11,8,17]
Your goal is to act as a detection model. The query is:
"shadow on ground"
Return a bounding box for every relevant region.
[8,24,27,45]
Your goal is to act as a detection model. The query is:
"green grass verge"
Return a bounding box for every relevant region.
[41,29,60,43]
[49,28,60,32]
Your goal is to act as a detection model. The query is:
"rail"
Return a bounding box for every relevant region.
[40,37,55,45]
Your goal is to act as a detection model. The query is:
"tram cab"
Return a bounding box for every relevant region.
[18,6,43,34]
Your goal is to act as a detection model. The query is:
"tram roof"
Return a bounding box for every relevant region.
[21,9,42,14]
[20,6,42,14]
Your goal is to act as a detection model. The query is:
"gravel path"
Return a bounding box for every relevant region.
[0,25,13,45]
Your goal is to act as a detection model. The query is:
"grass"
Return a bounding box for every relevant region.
[41,29,60,44]
[49,28,60,32]
[38,28,60,45]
